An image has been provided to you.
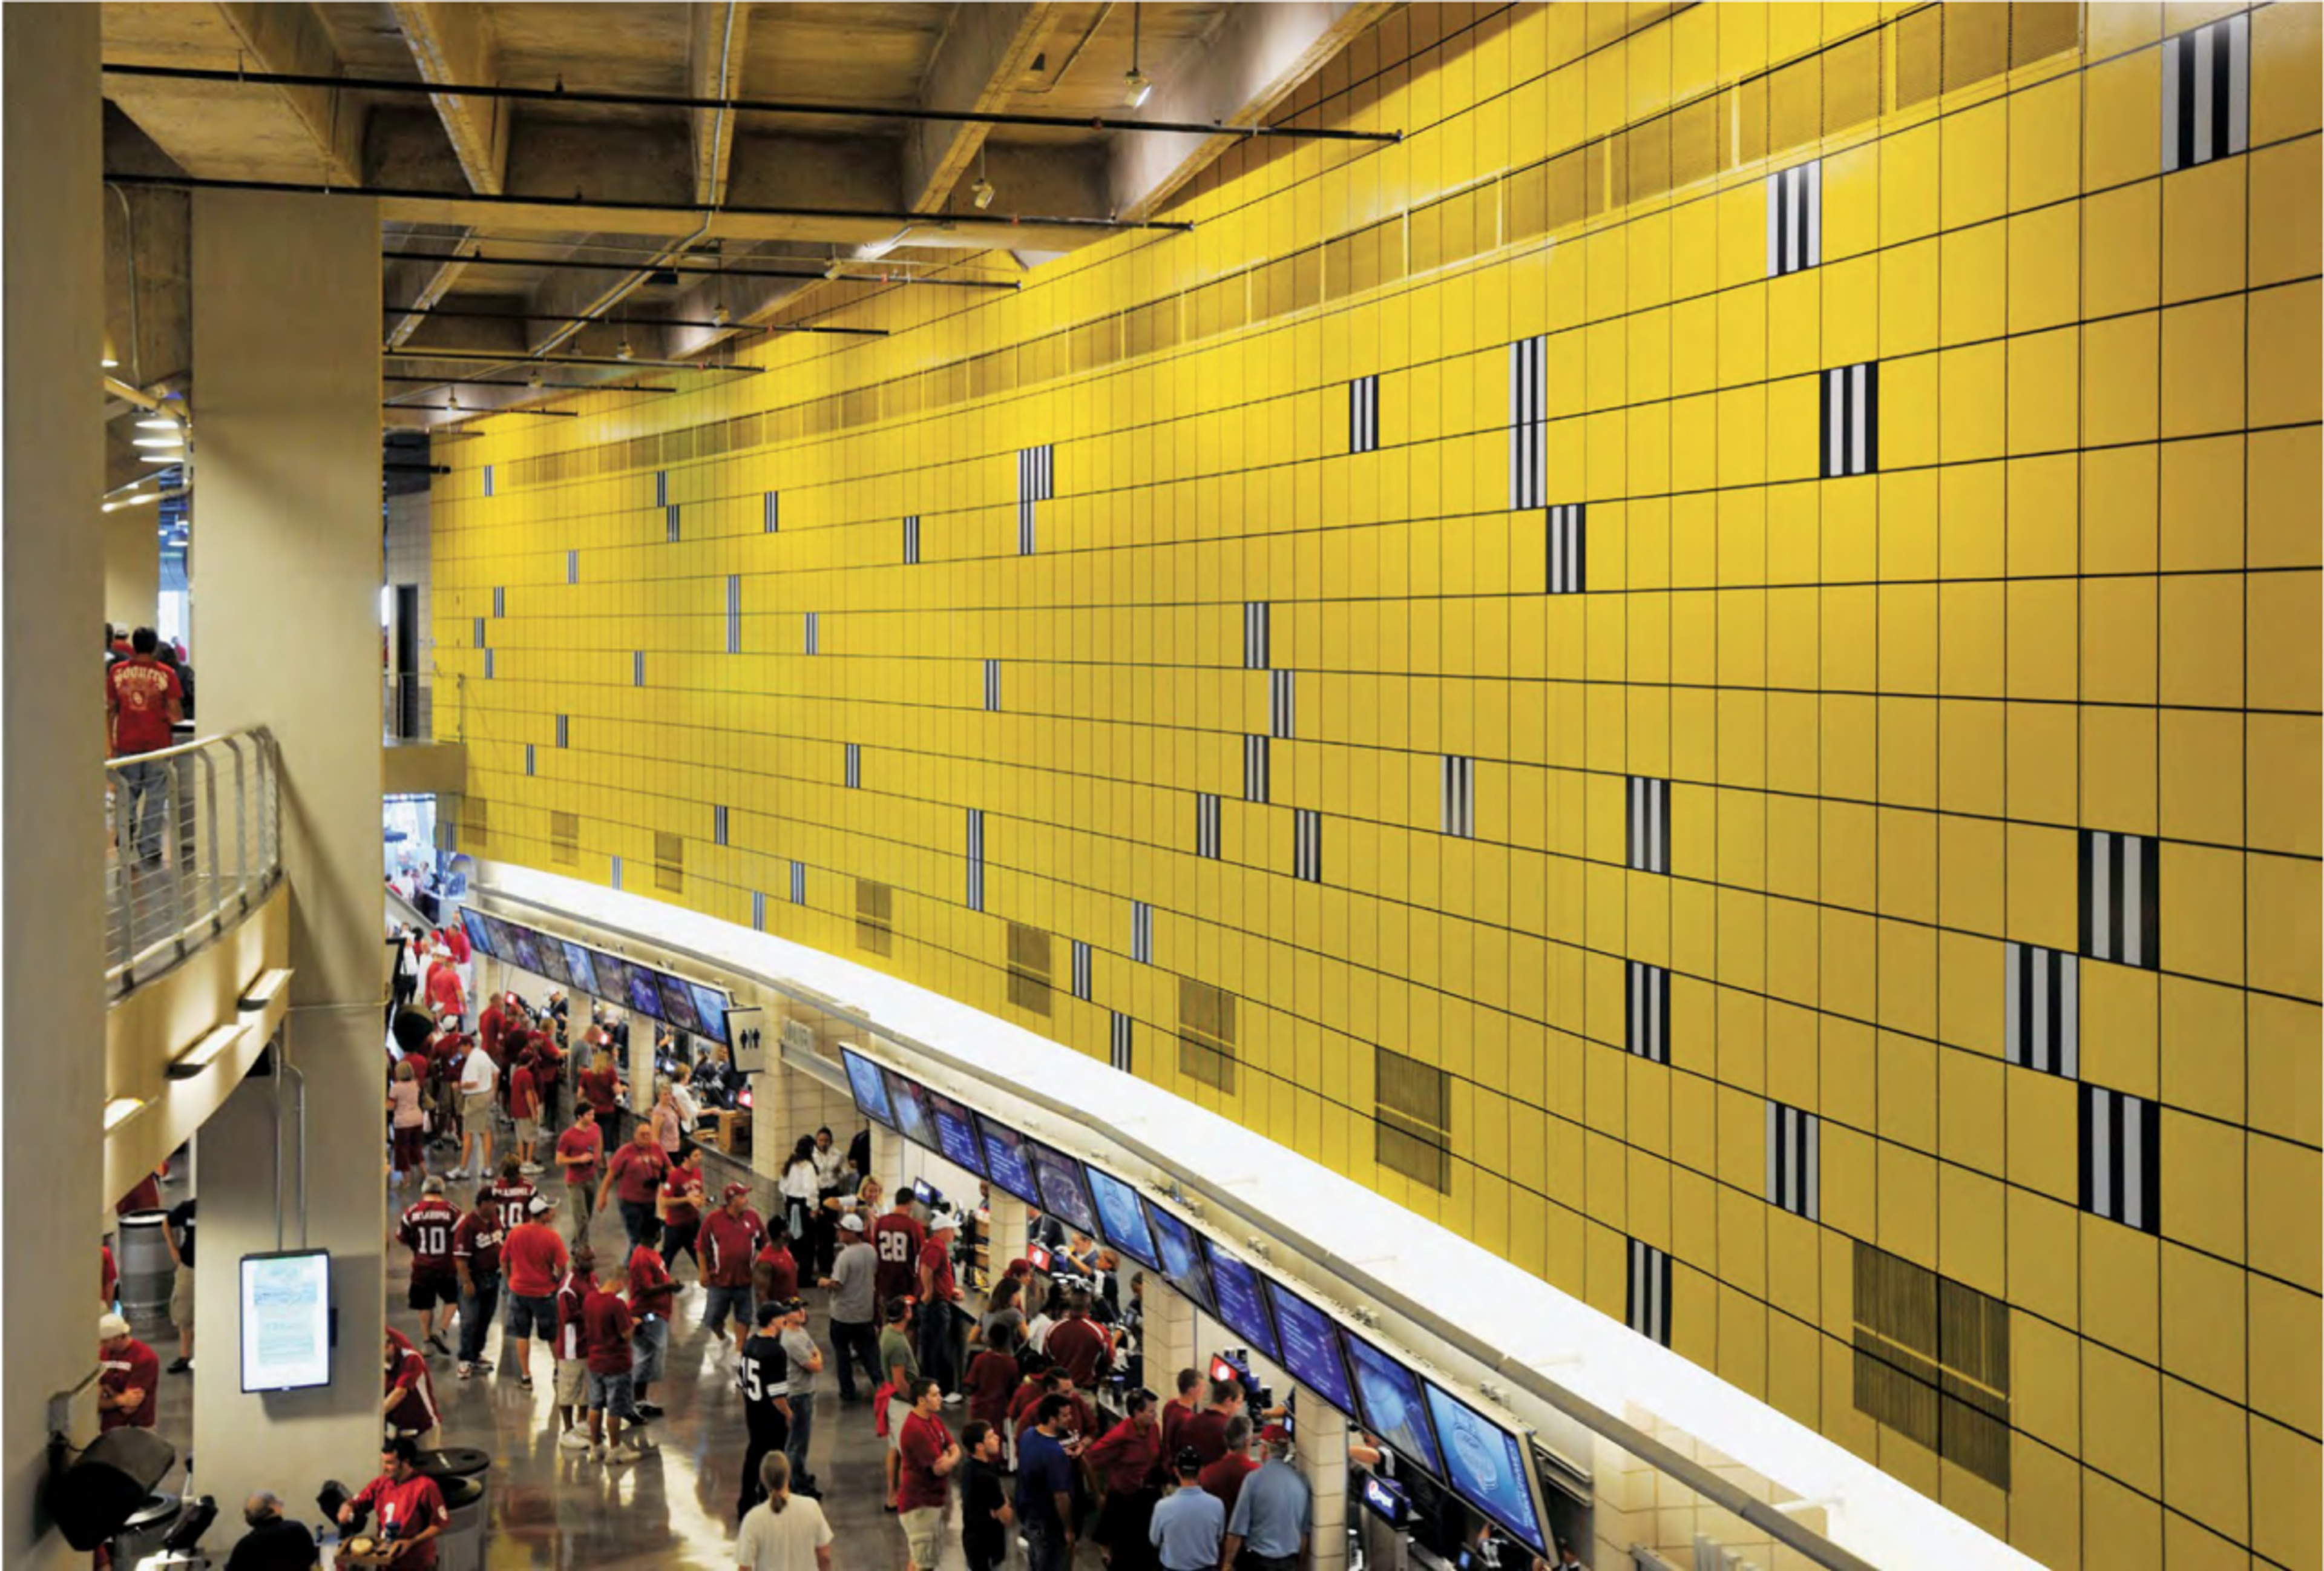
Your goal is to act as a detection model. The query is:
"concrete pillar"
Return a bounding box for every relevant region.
[983,1195,1028,1279]
[103,502,160,633]
[1143,1279,1198,1395]
[187,189,387,1519]
[2,9,107,1568]
[1295,1392,1350,1571]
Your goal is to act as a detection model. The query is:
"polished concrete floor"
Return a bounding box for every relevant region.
[148,1131,1057,1569]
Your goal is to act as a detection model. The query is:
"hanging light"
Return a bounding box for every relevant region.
[972,143,997,210]
[132,436,185,448]
[617,337,636,361]
[1122,2,1153,107]
[135,417,178,432]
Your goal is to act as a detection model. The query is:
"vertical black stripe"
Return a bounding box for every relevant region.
[2209,22,2231,166]
[2175,36,2198,171]
[2139,835,2161,967]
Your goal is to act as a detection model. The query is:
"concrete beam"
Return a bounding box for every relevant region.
[1107,0,1391,220]
[388,1,510,196]
[688,1,750,208]
[900,2,1057,212]
[102,2,365,185]
[214,1,366,185]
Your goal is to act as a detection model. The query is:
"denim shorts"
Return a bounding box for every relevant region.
[507,1293,558,1340]
[631,1316,669,1384]
[703,1283,753,1333]
[587,1368,635,1417]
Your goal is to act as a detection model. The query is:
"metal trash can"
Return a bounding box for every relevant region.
[110,1490,182,1567]
[116,1211,176,1331]
[413,1447,491,1571]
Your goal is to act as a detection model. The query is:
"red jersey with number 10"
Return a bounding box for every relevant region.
[397,1197,461,1276]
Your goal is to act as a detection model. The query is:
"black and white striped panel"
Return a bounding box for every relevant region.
[555,714,570,748]
[1821,363,1879,478]
[1131,900,1154,964]
[524,743,536,777]
[484,649,496,679]
[1017,444,1052,556]
[764,491,780,533]
[967,807,986,911]
[1244,736,1270,804]
[1627,777,1670,873]
[611,854,623,892]
[1626,961,1669,1064]
[634,651,646,688]
[903,515,921,564]
[2004,943,2079,1078]
[984,659,1002,713]
[1626,1240,1672,1346]
[473,616,486,648]
[1110,1011,1134,1073]
[483,463,494,498]
[790,860,807,905]
[752,889,768,932]
[1765,160,1822,278]
[1293,808,1322,883]
[714,805,730,847]
[2081,829,2159,970]
[666,504,682,542]
[2162,13,2250,174]
[1442,756,1476,838]
[1350,375,1380,454]
[1547,504,1585,594]
[726,575,741,654]
[1766,1101,1819,1220]
[844,743,862,789]
[493,585,506,618]
[655,470,669,507]
[567,550,579,585]
[804,611,820,654]
[1509,335,1548,510]
[1195,793,1223,859]
[1269,671,1295,739]
[1244,602,1270,670]
[1072,938,1092,1001]
[2081,1085,2161,1234]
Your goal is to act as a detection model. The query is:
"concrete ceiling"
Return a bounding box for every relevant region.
[98,1,1394,427]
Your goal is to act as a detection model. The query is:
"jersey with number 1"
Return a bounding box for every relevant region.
[398,1197,461,1275]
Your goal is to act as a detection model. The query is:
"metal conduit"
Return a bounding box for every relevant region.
[381,250,1016,291]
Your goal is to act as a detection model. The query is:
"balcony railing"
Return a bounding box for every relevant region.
[105,727,283,998]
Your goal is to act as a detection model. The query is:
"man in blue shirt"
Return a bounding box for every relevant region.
[1149,1448,1225,1571]
[1014,1393,1082,1571]
[1220,1425,1309,1571]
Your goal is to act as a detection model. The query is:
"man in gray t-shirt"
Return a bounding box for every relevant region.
[819,1214,882,1402]
[778,1300,826,1495]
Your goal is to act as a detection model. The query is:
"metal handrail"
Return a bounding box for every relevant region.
[104,725,283,999]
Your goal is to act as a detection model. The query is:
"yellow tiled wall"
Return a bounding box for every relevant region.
[432,5,2322,1564]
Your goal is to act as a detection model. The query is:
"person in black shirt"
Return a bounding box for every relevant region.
[958,1420,1012,1571]
[223,1491,317,1570]
[736,1301,792,1522]
[166,1197,197,1374]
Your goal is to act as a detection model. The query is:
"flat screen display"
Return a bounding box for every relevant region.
[979,1115,1040,1204]
[842,1049,896,1127]
[1422,1380,1547,1553]
[458,908,495,958]
[479,915,522,961]
[1263,1279,1356,1417]
[1200,1237,1279,1363]
[657,972,702,1032]
[530,934,574,988]
[624,964,664,1020]
[689,983,730,1044]
[1028,1142,1098,1237]
[1361,1475,1410,1527]
[884,1071,939,1151]
[1344,1334,1442,1478]
[591,953,637,1017]
[925,1090,987,1176]
[1084,1167,1159,1270]
[505,924,545,978]
[1143,1200,1215,1316]
[240,1250,332,1392]
[562,942,600,998]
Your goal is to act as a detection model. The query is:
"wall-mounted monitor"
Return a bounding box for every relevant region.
[590,953,637,1017]
[530,934,574,988]
[978,1115,1040,1205]
[842,1048,895,1128]
[1262,1279,1356,1417]
[1142,1200,1215,1317]
[689,983,730,1045]
[458,908,496,958]
[657,972,702,1032]
[1084,1167,1159,1270]
[240,1250,333,1393]
[1200,1237,1280,1365]
[1027,1141,1098,1237]
[478,914,522,961]
[623,964,664,1020]
[1421,1380,1549,1555]
[1343,1332,1443,1479]
[505,924,545,978]
[560,942,600,998]
[925,1089,987,1177]
[884,1071,939,1151]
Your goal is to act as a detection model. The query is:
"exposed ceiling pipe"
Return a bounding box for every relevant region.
[379,248,1008,291]
[384,347,763,374]
[100,58,1400,143]
[1016,2,1115,97]
[106,183,145,389]
[382,375,676,393]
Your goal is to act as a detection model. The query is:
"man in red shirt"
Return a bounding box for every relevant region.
[429,1023,469,1153]
[896,1377,963,1571]
[597,1121,672,1253]
[425,949,466,1026]
[1043,1289,1115,1389]
[1161,1366,1202,1458]
[477,992,508,1072]
[382,1332,442,1447]
[555,1104,605,1240]
[1085,1389,1164,1564]
[508,1052,542,1173]
[752,1228,800,1307]
[917,1210,967,1398]
[658,1147,707,1279]
[698,1182,766,1358]
[97,1313,159,1432]
[100,1245,119,1313]
[116,1169,163,1217]
[1198,1415,1258,1513]
[397,1174,463,1355]
[340,1439,448,1569]
[872,1192,927,1317]
[1175,1378,1244,1466]
[105,628,184,865]
[582,1262,650,1463]
[528,1026,565,1131]
[553,1248,597,1447]
[963,1322,1022,1432]
[452,1186,504,1379]
[501,1192,566,1391]
[626,1240,676,1421]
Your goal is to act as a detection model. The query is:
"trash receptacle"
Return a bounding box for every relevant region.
[116,1211,175,1332]
[110,1490,182,1567]
[413,1447,491,1571]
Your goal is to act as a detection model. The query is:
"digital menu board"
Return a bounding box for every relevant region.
[842,1049,896,1127]
[657,972,702,1032]
[591,953,637,1016]
[1422,1380,1548,1553]
[458,907,496,957]
[1143,1200,1215,1316]
[531,933,574,987]
[1344,1334,1443,1478]
[978,1115,1040,1204]
[1262,1279,1356,1417]
[689,983,729,1044]
[1084,1167,1159,1270]
[1028,1141,1098,1237]
[506,925,545,978]
[624,964,665,1020]
[1200,1238,1279,1363]
[240,1250,333,1392]
[479,914,522,961]
[560,941,600,998]
[925,1090,987,1177]
[885,1071,939,1151]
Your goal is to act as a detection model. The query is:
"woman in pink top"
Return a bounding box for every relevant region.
[388,1059,427,1186]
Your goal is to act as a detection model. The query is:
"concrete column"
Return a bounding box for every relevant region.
[103,502,160,632]
[1294,1392,1350,1571]
[2,9,107,1568]
[1143,1279,1198,1395]
[983,1195,1028,1278]
[187,189,387,1520]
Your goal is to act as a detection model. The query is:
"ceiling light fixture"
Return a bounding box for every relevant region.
[101,356,119,369]
[168,1023,249,1079]
[132,436,184,447]
[1123,2,1153,108]
[103,1095,145,1132]
[712,301,732,327]
[135,417,179,431]
[972,143,996,210]
[617,338,636,361]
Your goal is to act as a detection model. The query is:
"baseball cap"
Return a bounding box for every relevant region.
[527,1193,559,1216]
[99,1312,131,1340]
[1174,1446,1204,1474]
[755,1302,786,1327]
[930,1208,962,1231]
[723,1182,751,1201]
[1260,1423,1292,1444]
[839,1214,865,1233]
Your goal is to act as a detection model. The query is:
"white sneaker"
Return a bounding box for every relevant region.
[591,1442,609,1462]
[559,1430,591,1451]
[626,1431,660,1452]
[609,1443,643,1465]
[942,1392,965,1406]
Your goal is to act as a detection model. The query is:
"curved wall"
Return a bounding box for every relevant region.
[432,8,2324,1567]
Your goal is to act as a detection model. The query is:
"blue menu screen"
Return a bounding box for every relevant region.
[1028,1142,1098,1236]
[978,1116,1040,1204]
[657,973,702,1032]
[1142,1202,1214,1316]
[885,1072,938,1151]
[560,943,600,997]
[459,908,496,957]
[624,965,664,1020]
[1263,1280,1355,1416]
[926,1090,986,1177]
[1085,1168,1159,1270]
[506,926,545,979]
[1344,1334,1442,1478]
[842,1049,894,1127]
[1200,1238,1280,1363]
[1422,1380,1545,1553]
[689,983,729,1044]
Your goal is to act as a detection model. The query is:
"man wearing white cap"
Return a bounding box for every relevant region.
[97,1312,159,1433]
[917,1208,968,1402]
[818,1211,882,1402]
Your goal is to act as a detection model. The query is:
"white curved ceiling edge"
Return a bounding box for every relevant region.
[484,860,2037,1571]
